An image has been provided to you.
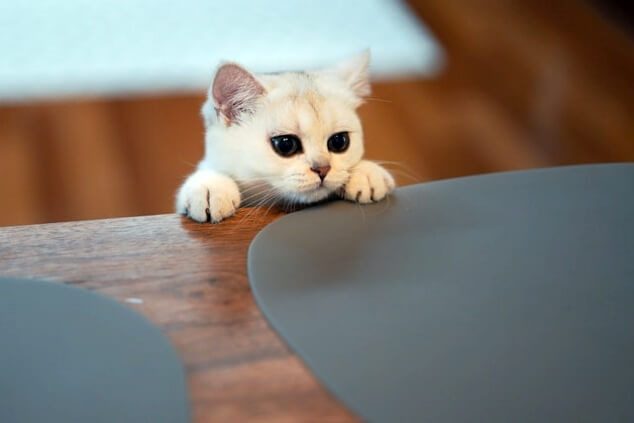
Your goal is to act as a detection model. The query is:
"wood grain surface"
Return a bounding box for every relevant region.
[0,210,357,422]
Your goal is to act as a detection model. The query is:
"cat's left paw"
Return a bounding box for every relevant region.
[341,160,395,203]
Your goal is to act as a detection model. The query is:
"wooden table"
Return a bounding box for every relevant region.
[0,210,357,422]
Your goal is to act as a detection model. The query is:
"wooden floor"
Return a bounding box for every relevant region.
[1,0,632,227]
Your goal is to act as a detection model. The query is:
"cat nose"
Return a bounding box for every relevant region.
[311,165,331,181]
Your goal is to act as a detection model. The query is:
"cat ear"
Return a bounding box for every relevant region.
[207,63,265,126]
[331,50,371,98]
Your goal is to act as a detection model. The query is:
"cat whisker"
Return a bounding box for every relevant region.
[372,160,423,183]
[372,159,417,170]
[240,189,278,206]
[233,175,279,181]
[365,96,393,104]
[234,172,303,182]
[261,199,281,219]
[239,205,276,226]
[238,181,279,194]
[355,199,367,224]
[386,169,422,184]
[371,191,392,216]
[237,191,280,225]
[240,186,274,202]
[239,184,273,197]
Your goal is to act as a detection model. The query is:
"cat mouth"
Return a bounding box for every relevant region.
[296,180,323,192]
[299,180,338,193]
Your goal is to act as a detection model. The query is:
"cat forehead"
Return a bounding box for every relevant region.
[267,92,358,136]
[259,71,352,103]
[258,72,312,100]
[257,72,358,133]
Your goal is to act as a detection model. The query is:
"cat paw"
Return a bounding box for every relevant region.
[176,170,240,223]
[341,160,395,203]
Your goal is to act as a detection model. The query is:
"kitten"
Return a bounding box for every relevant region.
[176,51,395,222]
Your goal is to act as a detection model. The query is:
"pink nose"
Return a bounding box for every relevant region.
[311,166,331,181]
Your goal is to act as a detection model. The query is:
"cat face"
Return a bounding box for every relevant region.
[200,52,371,205]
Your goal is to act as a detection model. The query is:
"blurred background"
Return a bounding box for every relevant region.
[0,0,632,226]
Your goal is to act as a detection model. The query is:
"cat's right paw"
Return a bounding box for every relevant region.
[176,170,240,223]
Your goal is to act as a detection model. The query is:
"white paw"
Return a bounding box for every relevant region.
[176,170,240,223]
[342,160,395,203]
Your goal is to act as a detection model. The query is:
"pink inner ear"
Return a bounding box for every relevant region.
[212,64,264,123]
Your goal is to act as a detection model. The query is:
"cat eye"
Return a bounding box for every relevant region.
[327,132,350,153]
[270,134,302,157]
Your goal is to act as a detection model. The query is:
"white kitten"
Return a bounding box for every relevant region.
[176,51,395,223]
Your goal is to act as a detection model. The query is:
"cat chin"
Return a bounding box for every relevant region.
[286,186,334,204]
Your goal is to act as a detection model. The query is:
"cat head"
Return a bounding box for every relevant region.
[201,51,371,205]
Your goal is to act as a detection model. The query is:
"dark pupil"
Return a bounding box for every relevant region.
[271,135,300,157]
[328,132,350,152]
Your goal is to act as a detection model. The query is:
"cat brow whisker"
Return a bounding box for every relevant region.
[179,159,198,169]
[365,96,393,104]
